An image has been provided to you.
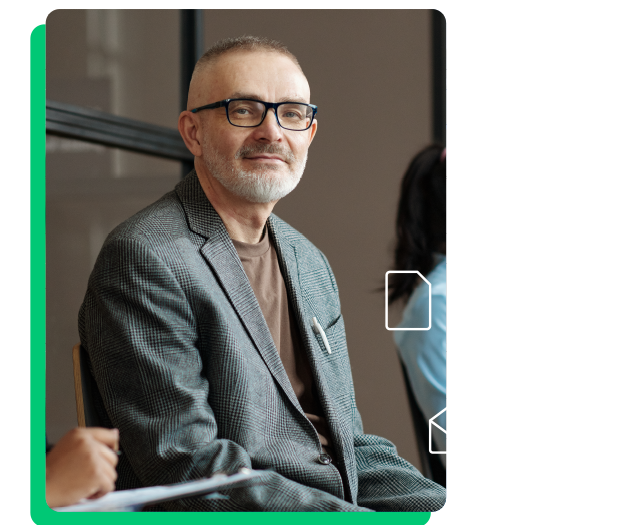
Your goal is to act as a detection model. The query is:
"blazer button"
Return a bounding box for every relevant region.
[317,454,332,465]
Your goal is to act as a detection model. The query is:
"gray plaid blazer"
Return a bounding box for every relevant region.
[78,171,446,512]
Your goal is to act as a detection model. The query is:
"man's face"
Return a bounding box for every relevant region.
[196,51,317,204]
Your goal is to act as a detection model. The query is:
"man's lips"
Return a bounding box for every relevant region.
[243,155,286,162]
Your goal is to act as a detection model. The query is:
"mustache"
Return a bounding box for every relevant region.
[234,144,296,163]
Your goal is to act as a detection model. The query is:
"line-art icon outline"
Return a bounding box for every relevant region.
[429,407,446,455]
[385,270,432,331]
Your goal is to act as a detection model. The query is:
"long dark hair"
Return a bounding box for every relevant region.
[388,144,446,305]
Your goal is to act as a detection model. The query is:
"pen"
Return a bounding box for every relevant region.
[312,317,332,354]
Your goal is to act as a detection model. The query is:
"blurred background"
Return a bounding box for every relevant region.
[45,9,445,471]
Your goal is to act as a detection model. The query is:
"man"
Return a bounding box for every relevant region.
[79,36,445,512]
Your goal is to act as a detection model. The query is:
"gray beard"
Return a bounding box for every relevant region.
[202,141,306,204]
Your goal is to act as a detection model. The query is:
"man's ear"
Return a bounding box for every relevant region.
[178,111,203,157]
[307,119,318,146]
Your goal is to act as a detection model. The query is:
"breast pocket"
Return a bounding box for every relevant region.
[312,313,354,411]
[324,314,346,353]
[312,313,344,356]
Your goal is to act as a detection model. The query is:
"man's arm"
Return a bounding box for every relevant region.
[80,237,370,512]
[351,411,446,512]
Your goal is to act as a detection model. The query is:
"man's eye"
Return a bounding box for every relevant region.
[282,111,303,119]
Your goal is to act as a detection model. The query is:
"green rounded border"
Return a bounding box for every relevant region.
[30,21,431,524]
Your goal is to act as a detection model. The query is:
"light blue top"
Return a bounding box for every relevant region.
[394,255,446,463]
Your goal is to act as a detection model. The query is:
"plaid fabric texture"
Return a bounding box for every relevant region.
[78,171,446,512]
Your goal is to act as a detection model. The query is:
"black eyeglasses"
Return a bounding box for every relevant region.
[190,98,318,131]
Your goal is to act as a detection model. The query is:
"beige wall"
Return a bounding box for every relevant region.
[46,9,434,469]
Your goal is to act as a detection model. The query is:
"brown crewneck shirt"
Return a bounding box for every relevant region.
[231,231,335,460]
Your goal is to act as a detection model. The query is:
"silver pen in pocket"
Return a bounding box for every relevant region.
[312,317,332,354]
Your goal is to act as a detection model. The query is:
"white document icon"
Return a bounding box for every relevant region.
[429,407,446,454]
[385,271,431,331]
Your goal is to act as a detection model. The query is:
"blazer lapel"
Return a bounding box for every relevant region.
[175,172,303,415]
[269,216,355,501]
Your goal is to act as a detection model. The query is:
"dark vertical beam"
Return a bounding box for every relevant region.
[180,9,204,177]
[432,10,446,145]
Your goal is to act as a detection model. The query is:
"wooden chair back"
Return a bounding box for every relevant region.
[72,343,103,427]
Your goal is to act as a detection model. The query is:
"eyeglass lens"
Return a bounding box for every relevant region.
[228,100,313,130]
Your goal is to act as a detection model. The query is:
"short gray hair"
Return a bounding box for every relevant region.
[191,35,302,82]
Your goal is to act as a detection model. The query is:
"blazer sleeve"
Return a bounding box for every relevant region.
[351,410,446,511]
[319,253,446,512]
[79,237,372,512]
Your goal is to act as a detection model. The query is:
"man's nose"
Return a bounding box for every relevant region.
[252,109,284,142]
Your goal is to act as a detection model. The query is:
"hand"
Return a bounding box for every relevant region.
[46,427,119,508]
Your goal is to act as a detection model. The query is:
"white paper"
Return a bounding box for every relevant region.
[54,469,263,512]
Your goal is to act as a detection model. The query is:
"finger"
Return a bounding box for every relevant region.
[103,460,118,483]
[88,463,117,500]
[96,443,119,468]
[87,482,114,500]
[96,460,118,487]
[85,427,120,450]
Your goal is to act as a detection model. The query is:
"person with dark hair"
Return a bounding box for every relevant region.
[389,144,446,463]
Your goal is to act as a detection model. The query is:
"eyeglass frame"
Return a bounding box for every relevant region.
[190,98,318,131]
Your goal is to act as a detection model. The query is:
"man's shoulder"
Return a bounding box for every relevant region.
[105,190,187,247]
[270,214,330,266]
